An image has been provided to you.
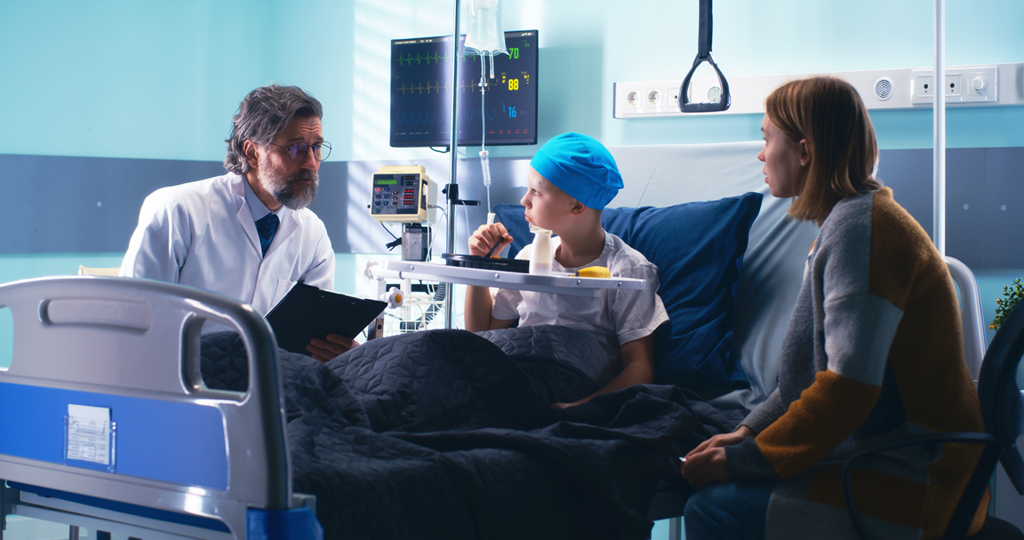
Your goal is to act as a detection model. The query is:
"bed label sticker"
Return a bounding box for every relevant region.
[66,404,113,466]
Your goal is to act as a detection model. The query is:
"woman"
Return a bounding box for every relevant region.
[681,77,987,540]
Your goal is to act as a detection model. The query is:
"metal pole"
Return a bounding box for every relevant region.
[933,0,946,256]
[444,0,461,329]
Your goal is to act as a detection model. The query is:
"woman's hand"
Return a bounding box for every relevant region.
[468,223,512,257]
[681,425,754,488]
[681,447,732,488]
[685,425,754,459]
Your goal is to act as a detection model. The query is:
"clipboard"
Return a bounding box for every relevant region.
[265,283,387,356]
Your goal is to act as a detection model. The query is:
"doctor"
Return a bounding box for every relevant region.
[121,83,355,361]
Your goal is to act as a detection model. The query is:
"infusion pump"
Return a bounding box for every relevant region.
[370,165,433,223]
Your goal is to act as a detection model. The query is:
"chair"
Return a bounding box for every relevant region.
[647,257,997,540]
[841,300,1024,540]
[78,266,120,276]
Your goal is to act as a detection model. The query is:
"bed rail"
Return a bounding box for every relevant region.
[0,276,315,539]
[945,256,986,382]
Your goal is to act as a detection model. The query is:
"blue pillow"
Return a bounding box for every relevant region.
[493,192,762,395]
[491,204,535,259]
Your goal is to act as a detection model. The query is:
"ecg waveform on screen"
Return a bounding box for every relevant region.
[396,52,449,66]
[394,47,530,67]
[397,105,521,125]
[390,31,537,147]
[395,74,530,96]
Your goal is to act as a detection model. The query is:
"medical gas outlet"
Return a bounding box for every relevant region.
[614,63,1018,117]
[910,66,997,105]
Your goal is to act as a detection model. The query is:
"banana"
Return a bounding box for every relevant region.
[575,266,611,278]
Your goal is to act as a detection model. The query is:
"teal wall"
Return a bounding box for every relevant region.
[0,0,273,160]
[2,0,1023,164]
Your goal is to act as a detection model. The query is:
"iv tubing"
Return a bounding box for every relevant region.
[480,55,487,151]
[480,55,492,214]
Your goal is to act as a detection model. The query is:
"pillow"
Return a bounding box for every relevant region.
[492,204,536,259]
[493,192,762,396]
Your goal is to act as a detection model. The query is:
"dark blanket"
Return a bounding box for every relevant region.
[201,329,741,540]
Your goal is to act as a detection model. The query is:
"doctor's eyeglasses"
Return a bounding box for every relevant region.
[271,141,332,162]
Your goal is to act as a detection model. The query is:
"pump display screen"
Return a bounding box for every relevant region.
[389,30,538,148]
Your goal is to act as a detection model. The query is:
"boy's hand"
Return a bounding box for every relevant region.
[469,223,513,257]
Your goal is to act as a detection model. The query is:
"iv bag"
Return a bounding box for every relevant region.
[464,0,507,58]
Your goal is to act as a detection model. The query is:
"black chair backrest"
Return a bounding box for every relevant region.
[936,303,1024,539]
[978,302,1024,495]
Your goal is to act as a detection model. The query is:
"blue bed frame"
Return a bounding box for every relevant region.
[0,276,321,540]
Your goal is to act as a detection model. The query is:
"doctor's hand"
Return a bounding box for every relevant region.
[468,223,512,257]
[307,334,359,363]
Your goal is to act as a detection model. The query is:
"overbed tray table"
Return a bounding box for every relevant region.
[379,260,646,297]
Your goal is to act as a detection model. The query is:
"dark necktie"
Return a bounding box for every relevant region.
[255,213,279,256]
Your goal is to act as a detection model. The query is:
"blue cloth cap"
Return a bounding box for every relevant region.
[529,132,624,210]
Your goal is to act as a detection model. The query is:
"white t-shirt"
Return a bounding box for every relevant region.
[491,231,669,366]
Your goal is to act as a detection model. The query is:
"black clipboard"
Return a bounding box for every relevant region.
[265,283,387,355]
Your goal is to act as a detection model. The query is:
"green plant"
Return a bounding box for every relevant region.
[990,278,1024,331]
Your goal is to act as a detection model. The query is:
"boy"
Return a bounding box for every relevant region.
[465,132,669,408]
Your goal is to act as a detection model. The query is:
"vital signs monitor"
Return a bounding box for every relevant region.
[389,30,538,148]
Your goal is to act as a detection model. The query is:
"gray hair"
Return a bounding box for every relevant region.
[223,84,324,175]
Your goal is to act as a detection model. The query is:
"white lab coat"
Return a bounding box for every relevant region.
[120,173,335,316]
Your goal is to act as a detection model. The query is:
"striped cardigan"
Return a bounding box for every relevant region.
[726,188,987,540]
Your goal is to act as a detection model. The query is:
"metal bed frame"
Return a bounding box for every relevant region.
[0,276,320,540]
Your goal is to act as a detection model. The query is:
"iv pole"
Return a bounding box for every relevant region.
[443,0,462,329]
[933,0,946,257]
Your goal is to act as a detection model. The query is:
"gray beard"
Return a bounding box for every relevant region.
[266,169,318,210]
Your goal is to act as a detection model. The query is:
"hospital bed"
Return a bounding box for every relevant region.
[0,141,989,540]
[0,276,321,539]
[0,274,729,540]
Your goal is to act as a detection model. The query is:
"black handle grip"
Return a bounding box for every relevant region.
[678,52,731,113]
[678,0,730,113]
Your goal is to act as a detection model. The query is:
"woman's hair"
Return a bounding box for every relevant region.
[765,76,881,223]
[223,84,323,175]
